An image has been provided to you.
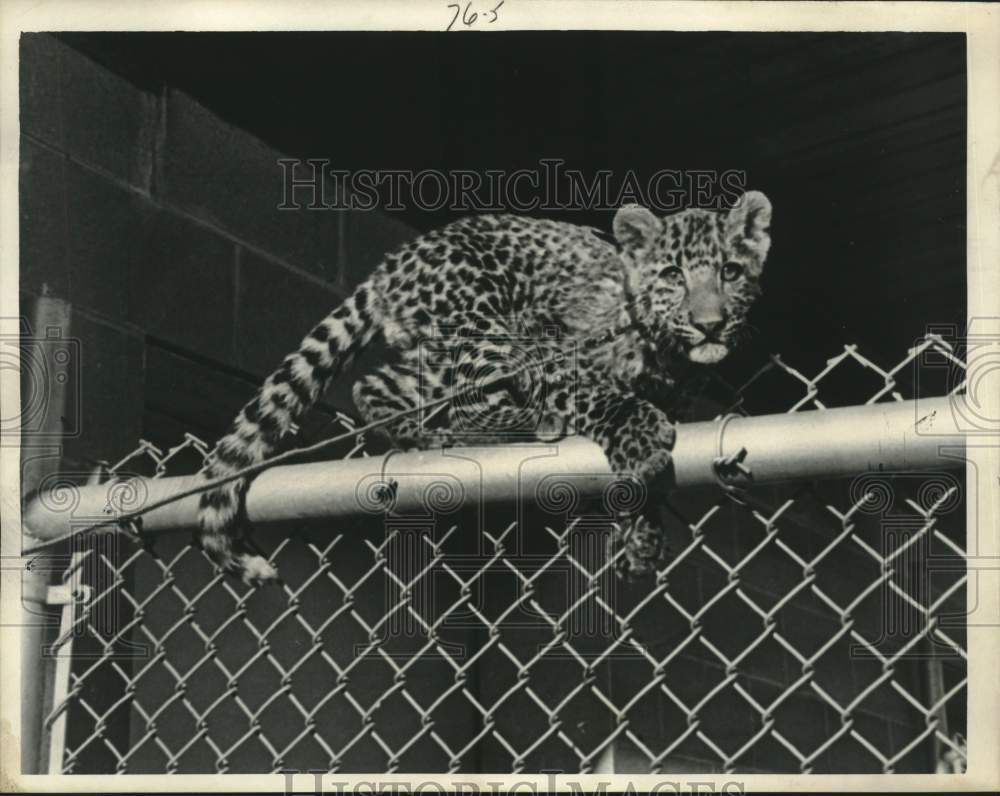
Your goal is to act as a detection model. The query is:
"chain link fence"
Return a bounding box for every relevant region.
[27,334,968,775]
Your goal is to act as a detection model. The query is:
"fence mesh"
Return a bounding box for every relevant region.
[33,334,968,775]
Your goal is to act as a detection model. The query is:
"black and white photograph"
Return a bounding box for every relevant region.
[3,1,998,791]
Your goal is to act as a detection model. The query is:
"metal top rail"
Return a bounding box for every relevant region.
[23,395,966,542]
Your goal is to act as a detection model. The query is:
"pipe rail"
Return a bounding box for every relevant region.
[23,396,966,542]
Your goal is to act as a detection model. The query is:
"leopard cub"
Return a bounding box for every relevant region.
[199,192,772,584]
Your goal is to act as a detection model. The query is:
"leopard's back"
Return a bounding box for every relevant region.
[366,213,619,344]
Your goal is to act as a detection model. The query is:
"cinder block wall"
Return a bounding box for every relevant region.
[19,32,415,471]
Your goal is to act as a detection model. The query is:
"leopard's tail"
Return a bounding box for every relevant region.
[198,283,380,584]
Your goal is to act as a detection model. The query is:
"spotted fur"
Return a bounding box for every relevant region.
[199,192,772,584]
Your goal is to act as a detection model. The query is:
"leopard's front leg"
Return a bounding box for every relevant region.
[571,383,677,578]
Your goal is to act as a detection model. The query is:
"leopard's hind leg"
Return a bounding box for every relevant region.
[352,331,545,449]
[353,360,458,450]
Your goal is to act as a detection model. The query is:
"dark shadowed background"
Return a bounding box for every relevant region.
[60,31,968,387]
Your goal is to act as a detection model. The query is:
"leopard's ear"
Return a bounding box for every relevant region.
[726,191,772,260]
[613,204,660,250]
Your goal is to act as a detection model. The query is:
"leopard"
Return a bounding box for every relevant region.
[198,191,772,585]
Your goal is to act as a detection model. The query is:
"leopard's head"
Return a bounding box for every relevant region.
[613,191,772,365]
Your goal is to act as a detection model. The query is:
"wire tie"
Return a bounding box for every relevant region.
[373,448,404,509]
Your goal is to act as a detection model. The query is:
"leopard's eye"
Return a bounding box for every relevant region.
[721,261,744,282]
[660,266,685,287]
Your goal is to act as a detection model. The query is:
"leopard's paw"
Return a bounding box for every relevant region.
[239,554,279,587]
[634,448,673,486]
[610,515,672,582]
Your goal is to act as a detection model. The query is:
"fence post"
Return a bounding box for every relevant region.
[19,295,72,775]
[20,557,55,774]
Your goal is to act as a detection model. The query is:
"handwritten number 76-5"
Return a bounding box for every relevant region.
[447,1,504,31]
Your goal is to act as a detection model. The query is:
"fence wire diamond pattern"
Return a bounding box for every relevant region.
[37,335,968,775]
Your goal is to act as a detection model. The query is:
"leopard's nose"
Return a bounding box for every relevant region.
[691,316,725,338]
